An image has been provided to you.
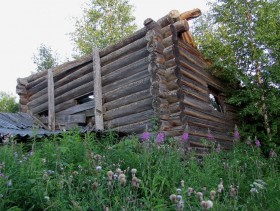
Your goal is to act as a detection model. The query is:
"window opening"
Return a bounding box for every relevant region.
[209,93,223,112]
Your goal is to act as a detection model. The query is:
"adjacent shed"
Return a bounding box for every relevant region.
[16,9,238,148]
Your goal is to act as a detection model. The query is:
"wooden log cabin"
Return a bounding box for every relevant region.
[16,9,238,149]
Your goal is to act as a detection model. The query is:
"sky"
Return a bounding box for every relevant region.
[0,0,209,98]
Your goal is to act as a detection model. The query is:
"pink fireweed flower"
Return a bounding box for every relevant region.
[207,129,214,141]
[233,125,240,140]
[181,132,189,143]
[155,132,165,144]
[140,132,150,142]
[255,138,261,147]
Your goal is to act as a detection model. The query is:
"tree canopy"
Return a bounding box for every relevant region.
[193,0,280,149]
[70,0,137,55]
[0,92,18,113]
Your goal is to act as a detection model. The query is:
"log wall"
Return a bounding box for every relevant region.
[16,9,238,147]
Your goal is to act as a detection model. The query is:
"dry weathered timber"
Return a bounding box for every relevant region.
[173,20,189,33]
[147,40,165,54]
[31,81,94,114]
[103,89,151,111]
[93,48,104,130]
[180,8,202,21]
[104,98,153,121]
[99,27,147,57]
[160,90,181,104]
[56,101,95,116]
[101,37,147,66]
[19,97,29,105]
[179,65,208,87]
[103,77,151,102]
[40,114,86,125]
[113,119,152,134]
[181,85,208,103]
[20,105,28,113]
[157,10,180,28]
[102,57,149,86]
[166,79,181,91]
[23,70,47,83]
[182,94,212,112]
[162,35,178,48]
[163,45,180,61]
[103,70,149,94]
[163,66,181,82]
[16,84,27,95]
[101,47,149,76]
[165,57,180,69]
[169,102,182,113]
[55,100,77,113]
[180,74,208,92]
[47,69,55,130]
[178,44,206,69]
[26,75,47,90]
[106,109,154,128]
[17,78,28,86]
[28,72,94,108]
[145,28,163,43]
[148,52,165,64]
[161,25,173,38]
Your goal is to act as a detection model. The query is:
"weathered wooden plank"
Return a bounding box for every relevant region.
[178,44,206,69]
[162,35,178,48]
[180,8,202,21]
[93,48,104,130]
[56,101,95,116]
[106,109,154,128]
[163,44,179,61]
[182,94,212,112]
[101,47,149,76]
[102,57,149,86]
[104,98,153,121]
[40,114,86,125]
[173,20,189,33]
[55,99,77,113]
[47,69,55,130]
[104,89,151,111]
[162,66,181,82]
[103,77,151,102]
[179,65,208,87]
[99,27,147,57]
[112,119,152,134]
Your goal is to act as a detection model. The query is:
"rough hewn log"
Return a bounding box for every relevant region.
[180,8,202,21]
[26,75,47,90]
[173,20,189,33]
[112,119,152,134]
[162,35,178,48]
[47,69,55,130]
[99,27,147,57]
[180,66,207,88]
[101,47,149,76]
[178,44,206,69]
[101,37,147,66]
[19,97,29,105]
[147,40,165,54]
[163,44,180,61]
[103,77,151,102]
[165,57,180,69]
[169,102,181,113]
[17,78,28,86]
[56,101,95,116]
[55,100,77,113]
[40,114,86,125]
[104,89,150,111]
[16,84,27,95]
[104,98,153,121]
[181,86,208,103]
[182,94,212,112]
[148,52,165,64]
[162,66,181,82]
[106,109,154,128]
[180,74,208,92]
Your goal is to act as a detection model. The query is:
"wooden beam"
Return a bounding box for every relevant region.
[93,48,104,130]
[47,69,55,130]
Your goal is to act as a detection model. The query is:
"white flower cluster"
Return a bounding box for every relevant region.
[250,179,267,194]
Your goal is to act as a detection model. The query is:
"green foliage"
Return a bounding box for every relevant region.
[0,92,18,113]
[193,0,280,148]
[0,132,279,210]
[70,0,137,55]
[32,44,60,72]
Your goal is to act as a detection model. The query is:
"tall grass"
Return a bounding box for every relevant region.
[0,131,279,210]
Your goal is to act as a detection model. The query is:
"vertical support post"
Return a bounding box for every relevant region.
[93,48,104,130]
[48,69,55,130]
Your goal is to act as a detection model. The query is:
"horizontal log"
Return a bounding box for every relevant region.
[169,102,181,113]
[181,85,208,103]
[178,44,206,69]
[182,94,212,112]
[103,70,149,94]
[162,66,181,82]
[17,78,28,86]
[101,47,149,76]
[26,75,46,90]
[147,40,165,54]
[103,77,151,102]
[157,10,179,27]
[101,37,147,66]
[57,101,95,116]
[16,84,27,95]
[100,27,147,57]
[162,35,178,48]
[55,99,77,113]
[104,89,151,111]
[179,64,208,87]
[165,57,180,69]
[173,20,189,33]
[106,109,154,128]
[160,90,181,104]
[148,52,165,64]
[180,74,208,93]
[158,120,172,131]
[145,28,163,43]
[166,79,180,91]
[104,98,153,121]
[163,45,179,61]
[162,129,184,138]
[19,97,29,105]
[40,114,86,125]
[180,8,202,21]
[112,119,152,134]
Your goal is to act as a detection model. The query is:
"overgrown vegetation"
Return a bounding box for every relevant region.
[0,131,279,210]
[0,92,18,113]
[193,0,280,151]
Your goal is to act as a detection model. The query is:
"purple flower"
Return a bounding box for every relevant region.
[207,129,215,141]
[155,132,165,144]
[233,125,240,140]
[141,132,150,142]
[181,132,189,143]
[255,139,261,147]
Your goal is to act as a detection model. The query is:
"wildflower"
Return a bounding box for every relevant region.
[181,132,189,143]
[210,190,216,200]
[107,171,113,180]
[246,136,251,145]
[14,152,18,158]
[187,187,194,196]
[177,194,182,201]
[177,188,182,194]
[180,180,184,187]
[269,149,277,158]
[255,137,261,147]
[72,171,79,176]
[96,166,102,172]
[0,173,4,178]
[120,177,126,186]
[94,154,102,161]
[7,180,12,187]
[253,182,265,189]
[218,178,224,193]
[255,179,267,186]
[250,188,258,194]
[207,129,214,141]
[92,182,98,191]
[155,132,165,144]
[115,168,122,174]
[169,194,177,203]
[44,196,50,201]
[47,170,55,175]
[229,185,238,198]
[131,168,137,177]
[113,174,118,180]
[41,158,46,164]
[233,125,240,141]
[141,131,150,142]
[0,162,4,170]
[201,200,213,210]
[196,192,204,201]
[215,144,221,153]
[29,151,33,156]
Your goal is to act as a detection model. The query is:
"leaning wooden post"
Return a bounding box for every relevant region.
[47,69,55,130]
[93,48,104,130]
